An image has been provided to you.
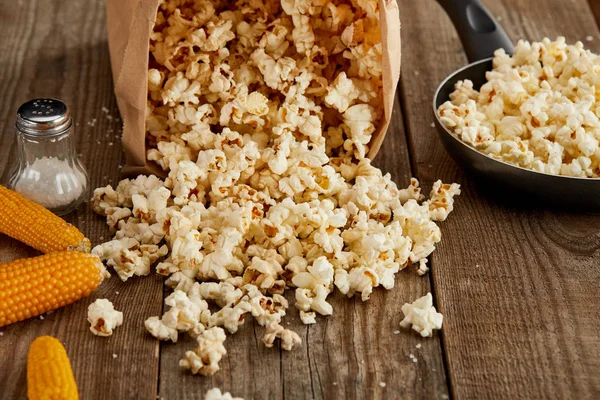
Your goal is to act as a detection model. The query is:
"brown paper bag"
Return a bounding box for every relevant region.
[105,0,401,176]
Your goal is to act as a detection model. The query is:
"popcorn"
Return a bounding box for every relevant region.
[145,290,209,342]
[438,38,600,178]
[87,299,123,337]
[204,388,243,400]
[262,321,302,350]
[180,327,227,376]
[299,310,316,324]
[92,238,168,281]
[91,0,460,378]
[400,293,443,337]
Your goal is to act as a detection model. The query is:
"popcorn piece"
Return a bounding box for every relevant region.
[204,388,243,400]
[262,321,302,350]
[400,293,443,337]
[299,310,316,324]
[145,290,209,342]
[180,327,227,376]
[92,238,168,281]
[87,299,123,337]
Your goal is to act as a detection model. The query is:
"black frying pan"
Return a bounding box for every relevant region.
[433,0,600,208]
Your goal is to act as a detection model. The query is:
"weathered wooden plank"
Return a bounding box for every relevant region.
[0,1,162,399]
[398,0,600,398]
[158,95,451,399]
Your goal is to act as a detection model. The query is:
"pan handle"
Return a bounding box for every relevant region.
[436,0,514,62]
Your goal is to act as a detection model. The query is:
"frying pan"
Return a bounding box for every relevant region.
[433,0,600,208]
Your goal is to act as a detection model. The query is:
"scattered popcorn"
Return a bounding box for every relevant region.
[400,293,443,337]
[438,38,600,178]
[91,0,460,377]
[204,388,243,400]
[87,299,124,337]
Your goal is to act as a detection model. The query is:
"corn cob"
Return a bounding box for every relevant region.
[0,252,107,327]
[27,336,79,400]
[0,185,91,253]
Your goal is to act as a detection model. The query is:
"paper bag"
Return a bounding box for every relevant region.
[105,0,401,176]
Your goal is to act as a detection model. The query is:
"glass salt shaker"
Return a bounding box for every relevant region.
[7,99,89,215]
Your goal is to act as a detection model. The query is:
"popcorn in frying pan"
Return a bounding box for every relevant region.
[439,37,600,178]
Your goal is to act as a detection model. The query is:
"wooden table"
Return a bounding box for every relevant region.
[1,0,600,399]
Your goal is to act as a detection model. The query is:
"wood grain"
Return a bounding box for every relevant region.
[398,0,600,398]
[157,93,451,400]
[2,0,600,398]
[0,1,163,399]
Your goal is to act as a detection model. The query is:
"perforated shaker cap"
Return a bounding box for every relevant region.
[16,98,72,136]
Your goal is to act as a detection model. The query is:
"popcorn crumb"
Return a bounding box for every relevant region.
[39,315,44,320]
[430,122,435,128]
[112,353,118,359]
[416,343,422,349]
[393,330,400,335]
[87,299,123,337]
[586,35,594,42]
[115,291,119,295]
[379,382,386,388]
[400,293,443,337]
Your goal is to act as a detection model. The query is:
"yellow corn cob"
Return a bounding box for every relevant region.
[0,185,91,253]
[28,336,79,400]
[0,251,107,327]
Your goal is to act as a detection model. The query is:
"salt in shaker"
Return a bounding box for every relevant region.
[7,99,89,215]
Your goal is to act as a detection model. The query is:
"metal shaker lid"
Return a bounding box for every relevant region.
[16,98,72,136]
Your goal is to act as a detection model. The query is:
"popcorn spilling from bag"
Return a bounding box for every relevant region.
[91,0,460,376]
[438,37,600,178]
